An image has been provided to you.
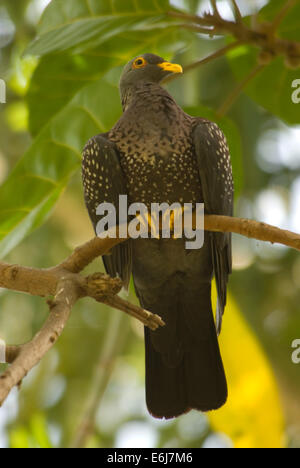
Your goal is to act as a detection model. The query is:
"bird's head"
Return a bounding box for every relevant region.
[119,53,183,93]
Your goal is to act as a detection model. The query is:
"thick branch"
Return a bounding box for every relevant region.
[0,278,79,406]
[1,216,300,299]
[0,263,57,296]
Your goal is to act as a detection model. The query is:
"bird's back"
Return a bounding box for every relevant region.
[109,82,202,208]
[82,65,231,418]
[107,83,228,418]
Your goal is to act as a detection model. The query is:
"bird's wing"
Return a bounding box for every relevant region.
[193,120,234,333]
[82,133,132,289]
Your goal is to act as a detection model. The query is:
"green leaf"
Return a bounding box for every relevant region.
[7,0,190,253]
[184,105,243,196]
[26,53,120,136]
[258,0,300,41]
[27,27,187,135]
[0,185,63,258]
[0,78,121,257]
[25,0,173,56]
[228,46,300,125]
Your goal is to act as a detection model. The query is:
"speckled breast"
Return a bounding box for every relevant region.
[109,119,202,208]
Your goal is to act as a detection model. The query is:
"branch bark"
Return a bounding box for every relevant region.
[204,215,300,251]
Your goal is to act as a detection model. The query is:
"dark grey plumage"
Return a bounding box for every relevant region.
[82,53,233,419]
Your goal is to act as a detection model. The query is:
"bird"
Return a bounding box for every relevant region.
[82,53,234,419]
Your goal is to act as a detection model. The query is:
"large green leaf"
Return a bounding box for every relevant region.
[2,0,191,256]
[27,53,121,136]
[26,0,173,56]
[228,46,300,125]
[0,78,122,257]
[27,27,187,135]
[258,0,300,41]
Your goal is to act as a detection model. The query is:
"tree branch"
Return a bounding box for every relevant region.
[269,0,296,34]
[102,295,165,330]
[162,40,244,84]
[168,4,300,65]
[0,262,57,296]
[166,3,300,114]
[1,214,300,406]
[210,0,222,21]
[230,0,243,24]
[58,237,123,274]
[204,215,300,251]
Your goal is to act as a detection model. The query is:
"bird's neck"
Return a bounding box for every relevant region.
[121,86,133,112]
[120,82,174,113]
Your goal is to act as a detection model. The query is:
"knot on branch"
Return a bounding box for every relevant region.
[84,273,123,301]
[4,265,19,281]
[5,346,21,364]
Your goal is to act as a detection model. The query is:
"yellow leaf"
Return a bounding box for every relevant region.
[209,289,286,448]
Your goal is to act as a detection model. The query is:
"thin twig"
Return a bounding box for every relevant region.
[230,0,243,24]
[163,40,244,84]
[69,310,129,448]
[210,0,222,21]
[185,41,243,72]
[103,295,165,331]
[216,63,266,116]
[204,215,300,251]
[270,0,296,33]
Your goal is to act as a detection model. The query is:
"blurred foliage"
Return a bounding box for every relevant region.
[229,49,300,125]
[0,0,299,449]
[210,288,285,448]
[228,0,300,125]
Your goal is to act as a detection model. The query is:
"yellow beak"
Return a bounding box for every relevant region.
[158,61,183,74]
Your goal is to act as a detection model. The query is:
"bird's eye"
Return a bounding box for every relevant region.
[133,57,146,69]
